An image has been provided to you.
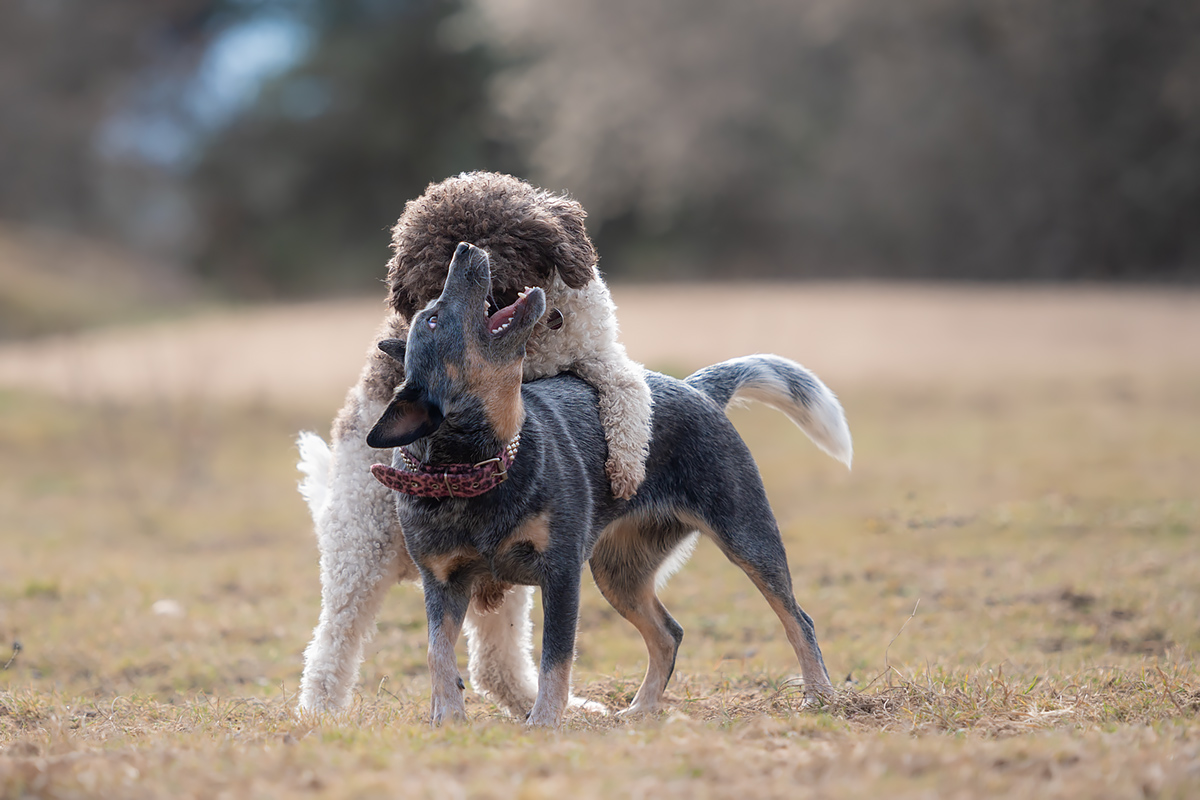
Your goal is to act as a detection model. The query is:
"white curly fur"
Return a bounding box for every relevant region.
[298,269,648,717]
[463,585,539,716]
[298,386,416,714]
[525,274,653,499]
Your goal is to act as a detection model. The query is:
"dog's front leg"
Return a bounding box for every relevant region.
[423,576,471,725]
[526,570,581,727]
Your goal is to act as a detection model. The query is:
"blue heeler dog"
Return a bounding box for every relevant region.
[367,242,852,726]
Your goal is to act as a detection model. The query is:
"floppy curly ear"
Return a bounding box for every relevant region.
[548,197,598,289]
[386,254,422,319]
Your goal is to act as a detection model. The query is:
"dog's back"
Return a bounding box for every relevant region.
[520,359,849,548]
[496,369,787,532]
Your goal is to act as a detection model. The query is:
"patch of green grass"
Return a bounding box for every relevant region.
[19,580,60,601]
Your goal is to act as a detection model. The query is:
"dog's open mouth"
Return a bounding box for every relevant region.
[487,287,536,336]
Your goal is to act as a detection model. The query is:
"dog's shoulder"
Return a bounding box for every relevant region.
[517,373,608,475]
[521,373,604,443]
[523,371,600,412]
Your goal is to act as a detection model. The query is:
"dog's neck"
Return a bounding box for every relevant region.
[404,404,524,467]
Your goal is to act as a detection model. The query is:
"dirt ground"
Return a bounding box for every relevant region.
[1,283,1196,409]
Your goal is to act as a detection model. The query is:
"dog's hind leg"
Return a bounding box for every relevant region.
[463,584,539,717]
[678,508,834,702]
[589,518,691,716]
[299,387,417,714]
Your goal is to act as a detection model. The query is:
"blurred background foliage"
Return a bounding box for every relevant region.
[1,0,1198,303]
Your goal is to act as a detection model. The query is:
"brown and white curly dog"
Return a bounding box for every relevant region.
[296,172,651,715]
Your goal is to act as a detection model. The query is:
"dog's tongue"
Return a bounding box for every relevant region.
[488,303,518,334]
[488,288,533,335]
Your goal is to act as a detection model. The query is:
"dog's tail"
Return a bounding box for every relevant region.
[297,432,333,517]
[685,355,852,468]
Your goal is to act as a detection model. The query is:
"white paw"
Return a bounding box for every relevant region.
[568,695,610,715]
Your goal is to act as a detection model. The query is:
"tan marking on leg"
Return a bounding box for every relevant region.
[424,546,478,584]
[498,512,553,555]
[594,514,639,550]
[618,588,677,716]
[590,517,679,715]
[527,658,572,727]
[464,342,525,443]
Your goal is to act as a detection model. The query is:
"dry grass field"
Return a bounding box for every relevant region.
[1,284,1198,798]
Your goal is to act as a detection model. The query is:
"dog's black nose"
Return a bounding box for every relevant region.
[455,242,473,260]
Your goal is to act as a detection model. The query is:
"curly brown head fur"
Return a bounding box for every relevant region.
[387,172,598,320]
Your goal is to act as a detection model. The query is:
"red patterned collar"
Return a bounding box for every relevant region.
[370,432,521,499]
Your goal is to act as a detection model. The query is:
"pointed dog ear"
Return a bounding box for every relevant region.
[377,338,406,364]
[366,385,443,448]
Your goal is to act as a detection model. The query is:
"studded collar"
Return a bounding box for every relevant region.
[370,432,521,499]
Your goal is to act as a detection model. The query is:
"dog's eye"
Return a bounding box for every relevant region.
[427,314,437,330]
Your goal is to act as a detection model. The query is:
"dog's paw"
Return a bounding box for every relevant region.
[430,707,468,726]
[789,675,835,708]
[525,691,574,728]
[296,682,352,719]
[605,453,645,500]
[525,708,564,728]
[615,702,665,719]
[293,702,345,723]
[430,695,469,726]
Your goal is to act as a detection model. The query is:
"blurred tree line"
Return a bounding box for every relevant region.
[2,0,1198,295]
[0,0,215,237]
